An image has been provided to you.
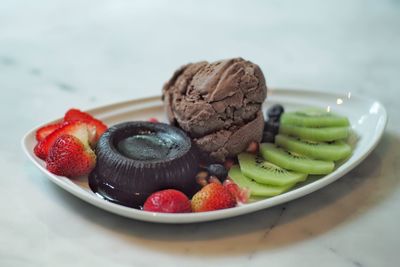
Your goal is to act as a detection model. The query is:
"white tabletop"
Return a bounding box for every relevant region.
[2,1,399,266]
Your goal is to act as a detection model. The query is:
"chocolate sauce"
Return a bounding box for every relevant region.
[117,133,178,161]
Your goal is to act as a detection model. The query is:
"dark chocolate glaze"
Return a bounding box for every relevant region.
[117,133,180,161]
[89,121,201,208]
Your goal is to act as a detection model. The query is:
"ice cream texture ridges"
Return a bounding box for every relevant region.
[162,58,267,161]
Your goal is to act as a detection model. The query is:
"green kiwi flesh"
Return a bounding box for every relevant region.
[237,153,307,186]
[275,134,352,161]
[229,165,295,197]
[279,124,349,142]
[280,108,350,127]
[260,143,335,175]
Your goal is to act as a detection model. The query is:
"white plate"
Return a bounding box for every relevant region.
[21,88,387,224]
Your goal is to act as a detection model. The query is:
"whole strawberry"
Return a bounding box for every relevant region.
[46,134,96,178]
[191,183,236,212]
[143,189,191,213]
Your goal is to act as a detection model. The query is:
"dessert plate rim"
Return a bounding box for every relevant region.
[21,88,387,224]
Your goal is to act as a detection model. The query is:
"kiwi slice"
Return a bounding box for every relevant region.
[237,153,307,186]
[260,143,334,175]
[279,124,349,142]
[281,108,350,127]
[275,134,352,161]
[229,165,295,197]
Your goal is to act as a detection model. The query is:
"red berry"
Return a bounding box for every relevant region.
[143,189,191,213]
[34,121,90,160]
[148,117,159,123]
[191,183,236,212]
[223,179,240,196]
[223,179,250,204]
[64,108,107,142]
[35,122,63,142]
[46,134,96,178]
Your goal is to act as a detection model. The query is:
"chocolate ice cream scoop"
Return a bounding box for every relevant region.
[162,58,267,162]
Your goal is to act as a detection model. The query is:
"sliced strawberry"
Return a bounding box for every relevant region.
[64,108,95,122]
[223,179,250,204]
[46,133,96,178]
[34,121,89,160]
[143,189,191,213]
[64,109,107,142]
[191,183,236,212]
[35,122,63,142]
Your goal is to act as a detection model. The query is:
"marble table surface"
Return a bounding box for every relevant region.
[1,1,399,266]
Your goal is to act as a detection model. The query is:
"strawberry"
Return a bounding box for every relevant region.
[143,189,191,213]
[64,109,107,142]
[191,183,236,212]
[34,121,94,160]
[148,117,159,123]
[223,179,250,204]
[35,122,63,142]
[46,132,96,178]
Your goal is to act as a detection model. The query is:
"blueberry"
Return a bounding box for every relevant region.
[205,164,228,181]
[265,119,280,135]
[262,131,275,143]
[267,104,284,119]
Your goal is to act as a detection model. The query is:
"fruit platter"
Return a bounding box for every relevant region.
[22,58,387,223]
